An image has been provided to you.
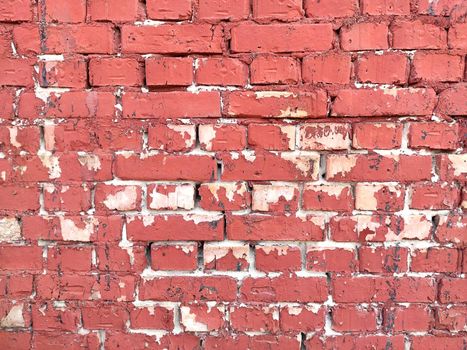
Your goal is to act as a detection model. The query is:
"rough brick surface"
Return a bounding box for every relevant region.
[0,0,466,348]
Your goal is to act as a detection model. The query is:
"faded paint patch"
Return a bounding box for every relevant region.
[0,218,21,242]
[252,184,297,211]
[180,307,208,332]
[78,153,101,171]
[60,217,97,242]
[149,184,195,210]
[327,155,357,178]
[39,151,61,179]
[103,186,138,211]
[0,304,25,328]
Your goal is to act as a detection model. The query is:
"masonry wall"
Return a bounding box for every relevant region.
[0,0,466,349]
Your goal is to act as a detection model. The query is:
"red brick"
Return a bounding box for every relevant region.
[252,184,299,212]
[436,84,467,116]
[227,214,325,241]
[151,243,198,271]
[0,58,34,87]
[205,334,299,349]
[89,57,143,86]
[439,278,467,303]
[0,246,42,271]
[231,23,333,53]
[0,89,14,119]
[196,58,247,86]
[39,58,87,88]
[248,124,296,151]
[88,0,141,22]
[199,124,246,151]
[411,248,459,273]
[12,25,40,55]
[140,276,237,301]
[121,25,223,53]
[355,183,405,211]
[47,246,93,272]
[115,154,216,181]
[332,305,378,332]
[255,245,301,272]
[250,55,300,84]
[105,333,199,349]
[94,184,142,212]
[353,123,403,149]
[391,20,447,49]
[0,184,39,211]
[305,0,358,18]
[416,0,465,15]
[181,304,225,331]
[0,0,33,21]
[341,23,389,51]
[226,90,328,118]
[230,305,279,332]
[302,184,353,211]
[356,52,409,84]
[253,0,303,21]
[96,245,146,272]
[82,304,128,330]
[299,123,351,150]
[437,154,466,181]
[147,183,195,210]
[146,0,191,20]
[198,182,251,211]
[44,0,86,23]
[146,57,193,86]
[306,248,357,272]
[126,214,224,241]
[280,305,324,332]
[32,301,80,331]
[362,0,410,14]
[240,276,327,302]
[0,332,31,349]
[384,305,432,332]
[332,88,436,116]
[122,92,221,118]
[45,25,116,54]
[448,23,467,50]
[411,53,464,83]
[147,124,196,152]
[203,243,249,271]
[130,306,173,330]
[410,183,460,210]
[198,0,249,21]
[358,246,408,273]
[0,274,33,298]
[0,125,40,153]
[303,54,352,84]
[34,333,97,350]
[409,122,460,150]
[308,335,405,350]
[412,336,466,350]
[436,306,467,332]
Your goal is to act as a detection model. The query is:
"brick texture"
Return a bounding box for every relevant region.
[0,0,466,348]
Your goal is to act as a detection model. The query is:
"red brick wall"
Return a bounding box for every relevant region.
[0,0,466,348]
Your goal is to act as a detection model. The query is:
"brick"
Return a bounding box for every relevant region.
[0,246,42,271]
[251,184,299,212]
[0,0,32,21]
[220,151,320,181]
[280,305,324,332]
[45,25,116,54]
[361,0,410,14]
[0,332,30,349]
[302,54,352,84]
[248,124,296,151]
[230,305,279,332]
[39,58,87,88]
[32,302,80,331]
[47,246,93,272]
[231,23,333,53]
[45,0,86,23]
[412,337,466,350]
[199,124,247,151]
[436,84,467,116]
[332,305,378,332]
[0,125,40,153]
[122,92,221,118]
[436,306,467,332]
[299,123,351,150]
[250,55,300,85]
[198,182,251,211]
[0,89,14,119]
[353,123,403,150]
[12,25,40,55]
[226,91,328,118]
[115,154,216,181]
[355,183,405,211]
[358,246,408,273]
[151,243,198,271]
[140,276,237,301]
[147,0,192,20]
[253,0,303,21]
[0,184,39,211]
[341,23,389,51]
[410,183,460,210]
[88,0,141,22]
[89,57,143,86]
[409,122,460,150]
[391,21,447,49]
[227,214,325,241]
[126,214,224,241]
[146,57,193,86]
[449,23,467,49]
[94,184,142,212]
[240,276,327,302]
[105,333,199,349]
[121,25,222,53]
[198,0,249,21]
[96,245,146,272]
[306,247,356,272]
[130,306,173,330]
[196,58,248,86]
[437,154,466,181]
[416,0,465,15]
[303,184,353,211]
[326,154,432,182]
[204,243,249,271]
[332,88,436,116]
[147,183,195,210]
[205,334,299,349]
[181,304,225,332]
[411,53,464,83]
[255,245,301,272]
[305,0,358,18]
[356,53,409,84]
[147,124,196,152]
[411,248,459,273]
[439,278,467,303]
[82,304,128,330]
[34,333,97,350]
[308,335,405,350]
[0,58,34,87]
[384,305,432,332]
